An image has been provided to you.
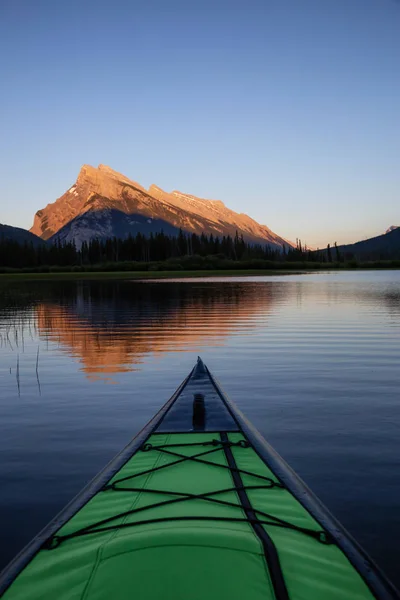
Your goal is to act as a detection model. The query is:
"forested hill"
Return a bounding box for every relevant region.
[0,224,44,246]
[327,227,400,261]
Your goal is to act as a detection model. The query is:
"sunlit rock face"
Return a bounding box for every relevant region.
[30,164,292,249]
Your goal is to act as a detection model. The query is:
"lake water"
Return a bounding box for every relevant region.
[0,271,399,585]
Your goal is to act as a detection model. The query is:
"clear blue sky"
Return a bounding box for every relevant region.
[0,0,399,248]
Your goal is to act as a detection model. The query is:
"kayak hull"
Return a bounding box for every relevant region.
[0,358,398,600]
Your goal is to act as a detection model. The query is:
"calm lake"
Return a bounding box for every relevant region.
[0,271,399,584]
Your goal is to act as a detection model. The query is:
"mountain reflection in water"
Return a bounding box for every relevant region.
[34,281,286,380]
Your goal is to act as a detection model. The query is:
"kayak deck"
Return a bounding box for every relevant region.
[1,359,398,600]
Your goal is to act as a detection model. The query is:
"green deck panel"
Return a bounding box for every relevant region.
[2,433,273,600]
[3,432,375,600]
[228,432,375,600]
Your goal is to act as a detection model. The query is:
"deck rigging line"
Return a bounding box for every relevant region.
[42,436,332,553]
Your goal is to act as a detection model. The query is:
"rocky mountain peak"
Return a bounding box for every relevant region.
[148,184,166,195]
[76,164,98,184]
[30,164,292,249]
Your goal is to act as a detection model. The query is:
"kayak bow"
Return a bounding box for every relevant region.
[0,358,398,600]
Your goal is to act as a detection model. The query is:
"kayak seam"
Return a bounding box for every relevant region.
[221,432,290,600]
[80,433,170,600]
[93,542,266,563]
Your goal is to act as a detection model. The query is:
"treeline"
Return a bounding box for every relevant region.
[0,231,398,272]
[0,230,288,269]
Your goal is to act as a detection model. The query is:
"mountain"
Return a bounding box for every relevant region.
[386,226,399,234]
[0,224,44,246]
[332,227,400,261]
[30,164,292,250]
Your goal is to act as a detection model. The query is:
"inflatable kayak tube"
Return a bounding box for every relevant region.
[0,358,398,600]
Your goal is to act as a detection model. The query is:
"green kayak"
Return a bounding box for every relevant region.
[0,358,398,600]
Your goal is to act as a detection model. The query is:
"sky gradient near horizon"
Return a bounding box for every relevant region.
[0,0,399,248]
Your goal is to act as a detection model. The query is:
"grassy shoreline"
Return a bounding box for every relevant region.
[0,269,311,281]
[0,265,399,281]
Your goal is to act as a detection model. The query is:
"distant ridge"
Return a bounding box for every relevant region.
[332,227,400,260]
[0,223,44,246]
[30,164,293,250]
